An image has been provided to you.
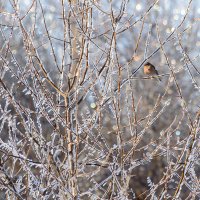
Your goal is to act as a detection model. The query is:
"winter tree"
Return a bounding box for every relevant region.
[0,0,199,199]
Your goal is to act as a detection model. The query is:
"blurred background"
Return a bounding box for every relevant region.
[0,0,200,199]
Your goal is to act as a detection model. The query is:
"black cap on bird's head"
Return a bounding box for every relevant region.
[145,62,151,66]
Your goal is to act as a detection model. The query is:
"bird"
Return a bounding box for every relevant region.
[143,62,161,81]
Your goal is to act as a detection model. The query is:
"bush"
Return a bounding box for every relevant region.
[0,0,199,199]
